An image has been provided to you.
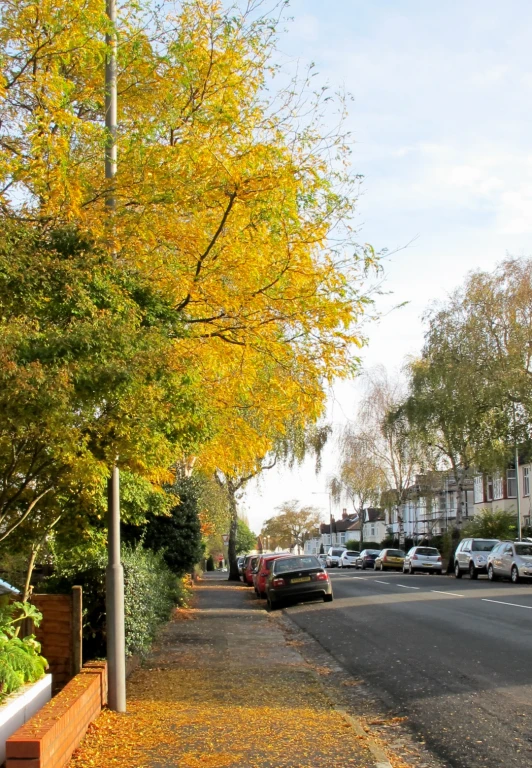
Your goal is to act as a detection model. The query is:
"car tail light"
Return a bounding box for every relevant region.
[314,572,328,581]
[437,556,442,562]
[272,577,286,587]
[383,556,388,562]
[412,554,418,560]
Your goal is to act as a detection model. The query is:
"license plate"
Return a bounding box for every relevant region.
[423,563,433,567]
[291,576,311,584]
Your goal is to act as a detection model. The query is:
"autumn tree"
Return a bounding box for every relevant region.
[353,368,421,542]
[328,431,385,514]
[235,520,257,555]
[0,1,377,580]
[261,501,321,551]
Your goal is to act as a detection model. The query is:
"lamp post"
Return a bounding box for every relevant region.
[513,402,522,541]
[104,0,126,713]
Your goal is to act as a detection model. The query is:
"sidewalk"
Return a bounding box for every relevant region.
[69,574,399,768]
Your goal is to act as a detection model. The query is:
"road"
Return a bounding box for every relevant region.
[285,569,532,768]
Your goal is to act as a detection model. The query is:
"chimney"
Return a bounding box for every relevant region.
[342,508,348,520]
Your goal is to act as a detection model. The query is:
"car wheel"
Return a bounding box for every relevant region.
[469,563,478,580]
[361,562,366,570]
[323,594,333,603]
[454,562,462,579]
[408,564,415,575]
[511,565,520,584]
[488,564,498,581]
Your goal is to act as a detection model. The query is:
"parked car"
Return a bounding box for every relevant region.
[374,549,405,571]
[317,554,328,568]
[240,555,254,580]
[487,541,532,583]
[237,556,246,576]
[454,538,499,579]
[403,546,442,574]
[253,553,290,598]
[339,550,360,568]
[266,555,333,610]
[355,549,381,569]
[326,547,347,567]
[243,555,261,586]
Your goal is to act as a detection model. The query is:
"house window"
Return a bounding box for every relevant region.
[370,524,375,537]
[507,468,517,499]
[493,472,504,500]
[524,466,530,497]
[340,533,346,545]
[474,476,484,504]
[486,476,493,502]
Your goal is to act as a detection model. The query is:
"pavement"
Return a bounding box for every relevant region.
[287,569,532,768]
[70,571,418,768]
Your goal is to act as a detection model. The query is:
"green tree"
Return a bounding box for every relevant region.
[235,520,256,555]
[262,501,321,551]
[462,510,517,540]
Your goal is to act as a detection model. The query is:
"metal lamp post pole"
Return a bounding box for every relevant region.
[104,0,126,713]
[514,403,522,541]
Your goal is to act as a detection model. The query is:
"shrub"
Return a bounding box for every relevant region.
[45,543,190,661]
[0,601,48,702]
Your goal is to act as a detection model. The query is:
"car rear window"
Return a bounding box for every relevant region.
[274,556,320,573]
[345,551,359,557]
[415,547,439,556]
[331,549,345,557]
[471,540,498,551]
[387,550,405,557]
[515,544,532,557]
[366,550,381,556]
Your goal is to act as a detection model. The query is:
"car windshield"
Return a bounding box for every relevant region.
[387,550,405,557]
[274,556,320,573]
[515,544,532,557]
[415,547,439,556]
[471,540,498,552]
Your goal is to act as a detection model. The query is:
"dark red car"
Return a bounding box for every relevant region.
[253,553,290,598]
[242,555,261,585]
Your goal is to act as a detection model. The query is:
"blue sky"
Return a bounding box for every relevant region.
[243,0,532,531]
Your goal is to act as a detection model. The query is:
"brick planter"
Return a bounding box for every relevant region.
[5,662,107,768]
[0,675,52,766]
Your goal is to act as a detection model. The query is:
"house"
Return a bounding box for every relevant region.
[388,471,475,540]
[362,508,386,543]
[473,461,532,530]
[304,509,361,554]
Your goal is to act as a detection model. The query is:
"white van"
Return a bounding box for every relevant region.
[326,547,347,567]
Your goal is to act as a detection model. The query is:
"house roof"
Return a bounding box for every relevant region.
[364,508,385,523]
[320,515,360,534]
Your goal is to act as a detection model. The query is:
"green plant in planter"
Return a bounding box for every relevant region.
[0,601,48,702]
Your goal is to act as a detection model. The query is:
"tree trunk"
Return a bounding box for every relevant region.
[23,545,39,602]
[227,481,240,581]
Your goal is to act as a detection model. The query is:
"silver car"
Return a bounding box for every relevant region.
[403,546,443,574]
[453,538,499,579]
[487,541,532,583]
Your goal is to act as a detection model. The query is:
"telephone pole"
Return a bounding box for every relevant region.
[104,0,126,713]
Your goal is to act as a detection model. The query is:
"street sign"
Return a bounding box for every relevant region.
[222,534,229,545]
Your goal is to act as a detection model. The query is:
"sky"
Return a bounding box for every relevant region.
[242,0,532,532]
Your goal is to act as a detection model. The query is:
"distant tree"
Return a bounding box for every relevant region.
[235,519,256,555]
[329,431,384,513]
[262,501,321,551]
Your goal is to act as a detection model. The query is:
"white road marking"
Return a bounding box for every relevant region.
[396,584,420,590]
[375,580,390,585]
[482,598,532,610]
[431,590,464,597]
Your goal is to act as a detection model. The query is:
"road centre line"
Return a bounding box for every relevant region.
[431,590,464,597]
[482,598,532,610]
[396,584,420,589]
[374,580,390,585]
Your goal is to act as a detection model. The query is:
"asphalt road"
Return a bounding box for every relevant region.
[284,569,532,768]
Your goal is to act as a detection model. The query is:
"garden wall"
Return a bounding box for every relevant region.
[5,661,107,768]
[28,588,82,694]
